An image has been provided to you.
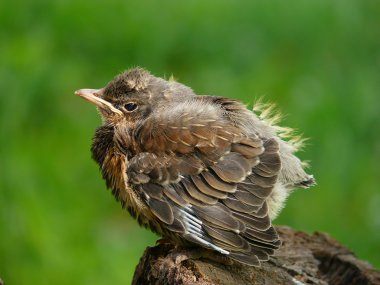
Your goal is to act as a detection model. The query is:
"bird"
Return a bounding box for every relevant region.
[75,67,315,266]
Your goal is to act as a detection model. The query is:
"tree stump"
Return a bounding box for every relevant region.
[132,226,380,285]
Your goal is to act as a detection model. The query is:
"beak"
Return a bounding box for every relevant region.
[75,88,123,116]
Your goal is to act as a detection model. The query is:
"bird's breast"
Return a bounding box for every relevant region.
[96,149,152,229]
[91,125,156,230]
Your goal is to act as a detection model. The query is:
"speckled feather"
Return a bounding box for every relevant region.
[79,67,315,266]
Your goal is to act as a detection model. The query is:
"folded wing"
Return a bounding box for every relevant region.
[128,99,281,266]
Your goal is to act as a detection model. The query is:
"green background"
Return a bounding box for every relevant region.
[1,1,379,284]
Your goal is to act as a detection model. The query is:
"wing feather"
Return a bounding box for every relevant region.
[162,185,188,207]
[193,204,240,231]
[201,171,236,192]
[190,175,228,199]
[238,182,273,199]
[223,196,255,213]
[146,198,174,225]
[127,101,282,266]
[245,226,279,242]
[211,159,247,183]
[202,224,249,250]
[229,251,260,266]
[166,217,186,233]
[173,182,209,207]
[233,189,264,207]
[231,210,271,231]
[182,178,219,205]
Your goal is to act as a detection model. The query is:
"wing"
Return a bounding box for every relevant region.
[127,99,281,266]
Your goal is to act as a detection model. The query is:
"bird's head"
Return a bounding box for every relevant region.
[75,67,194,128]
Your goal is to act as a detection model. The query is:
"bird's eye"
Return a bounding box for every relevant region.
[124,102,138,112]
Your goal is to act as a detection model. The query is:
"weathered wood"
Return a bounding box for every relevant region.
[132,226,380,285]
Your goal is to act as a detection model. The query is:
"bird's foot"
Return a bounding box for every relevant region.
[166,247,234,267]
[165,248,200,265]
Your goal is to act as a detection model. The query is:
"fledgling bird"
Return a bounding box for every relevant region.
[75,67,315,266]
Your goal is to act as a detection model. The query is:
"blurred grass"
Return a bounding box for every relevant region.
[1,0,379,284]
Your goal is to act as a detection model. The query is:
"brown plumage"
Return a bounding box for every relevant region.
[75,67,315,266]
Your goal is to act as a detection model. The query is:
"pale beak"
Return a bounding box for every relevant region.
[75,88,123,116]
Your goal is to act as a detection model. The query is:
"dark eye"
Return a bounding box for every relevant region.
[124,102,138,112]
